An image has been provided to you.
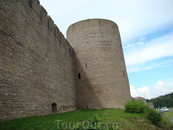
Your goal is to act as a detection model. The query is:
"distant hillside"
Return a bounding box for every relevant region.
[146,92,173,108]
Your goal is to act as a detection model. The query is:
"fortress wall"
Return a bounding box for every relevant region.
[0,0,76,121]
[67,19,131,109]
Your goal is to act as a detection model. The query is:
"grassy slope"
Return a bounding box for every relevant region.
[165,111,173,118]
[0,109,172,130]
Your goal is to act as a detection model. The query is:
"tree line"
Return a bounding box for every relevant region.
[146,92,173,108]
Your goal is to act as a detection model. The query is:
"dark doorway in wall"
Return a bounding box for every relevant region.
[52,103,57,113]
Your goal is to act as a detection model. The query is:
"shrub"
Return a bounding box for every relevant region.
[124,100,163,126]
[125,100,149,113]
[160,116,173,128]
[147,109,162,126]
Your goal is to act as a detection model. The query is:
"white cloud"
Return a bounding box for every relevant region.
[130,85,139,97]
[124,32,173,73]
[130,80,173,99]
[125,32,173,65]
[136,42,145,45]
[127,59,173,73]
[106,0,173,43]
[130,85,152,99]
[39,0,88,15]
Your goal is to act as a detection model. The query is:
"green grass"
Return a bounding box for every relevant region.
[0,109,172,130]
[165,111,173,118]
[167,107,173,112]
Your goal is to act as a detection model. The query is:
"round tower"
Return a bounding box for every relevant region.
[67,19,131,109]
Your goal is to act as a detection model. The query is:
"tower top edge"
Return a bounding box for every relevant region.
[66,18,118,35]
[68,18,118,28]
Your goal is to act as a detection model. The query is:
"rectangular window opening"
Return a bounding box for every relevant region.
[78,73,81,79]
[123,71,125,77]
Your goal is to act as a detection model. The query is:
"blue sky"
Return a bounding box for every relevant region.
[39,0,173,99]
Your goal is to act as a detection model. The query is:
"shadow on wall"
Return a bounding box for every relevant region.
[74,54,103,109]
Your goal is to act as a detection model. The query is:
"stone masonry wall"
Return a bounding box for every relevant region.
[0,0,76,121]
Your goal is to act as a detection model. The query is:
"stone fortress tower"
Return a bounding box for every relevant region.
[0,0,131,121]
[67,19,131,109]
